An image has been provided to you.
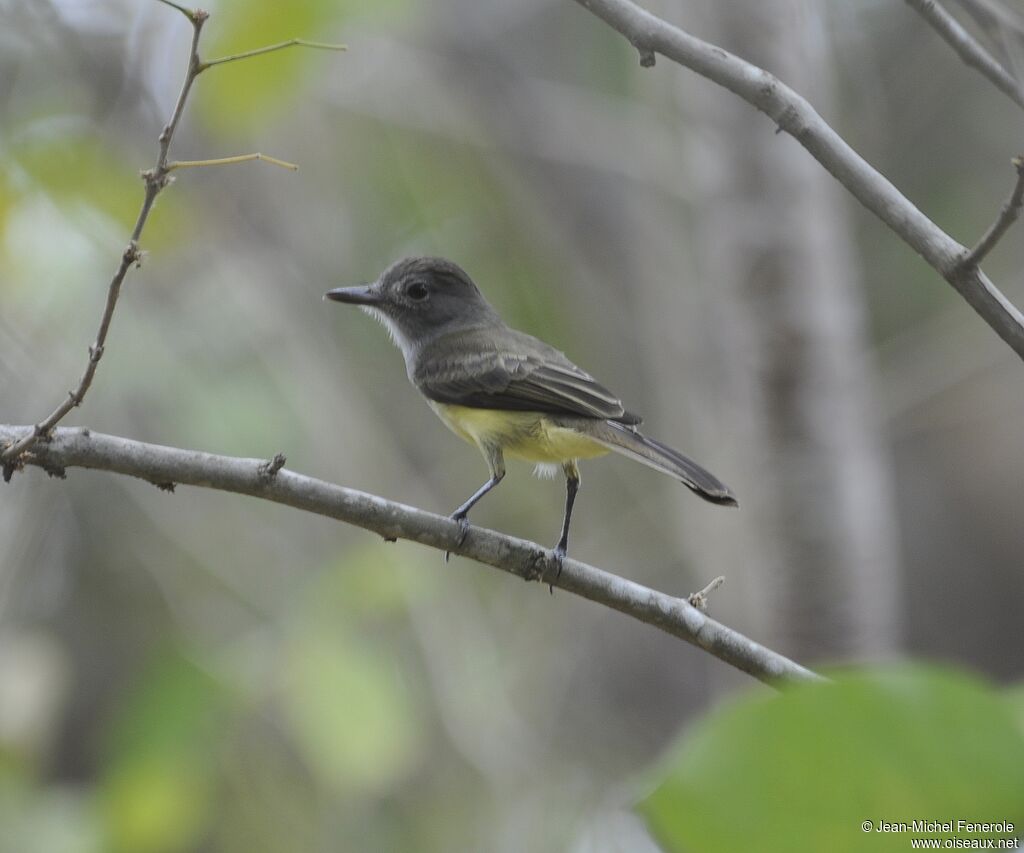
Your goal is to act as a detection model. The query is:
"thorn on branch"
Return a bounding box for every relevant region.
[167,152,299,172]
[688,575,725,612]
[153,481,176,492]
[198,38,347,72]
[637,46,656,67]
[258,453,287,478]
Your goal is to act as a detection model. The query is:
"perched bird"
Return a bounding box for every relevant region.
[326,257,736,560]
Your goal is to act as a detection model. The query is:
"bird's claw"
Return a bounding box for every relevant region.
[444,515,471,563]
[547,543,567,594]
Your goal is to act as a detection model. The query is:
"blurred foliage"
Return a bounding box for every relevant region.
[641,666,1024,853]
[11,134,142,235]
[100,654,230,853]
[279,545,425,796]
[197,0,408,133]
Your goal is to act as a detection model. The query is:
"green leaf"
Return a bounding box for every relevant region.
[640,666,1024,853]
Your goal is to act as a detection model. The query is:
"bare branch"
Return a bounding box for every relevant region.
[0,425,822,688]
[199,39,347,71]
[0,8,210,468]
[569,0,1024,360]
[167,152,299,171]
[962,155,1024,267]
[0,5,345,469]
[906,0,1024,110]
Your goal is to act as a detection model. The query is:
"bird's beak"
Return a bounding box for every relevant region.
[324,284,384,306]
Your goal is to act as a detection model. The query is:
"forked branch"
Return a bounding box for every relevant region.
[570,0,1024,359]
[905,0,1024,110]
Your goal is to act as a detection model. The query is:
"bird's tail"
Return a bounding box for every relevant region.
[591,421,738,507]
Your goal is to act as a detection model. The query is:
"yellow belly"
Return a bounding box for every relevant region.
[429,403,610,463]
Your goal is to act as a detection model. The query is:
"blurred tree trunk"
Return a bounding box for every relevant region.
[666,0,903,661]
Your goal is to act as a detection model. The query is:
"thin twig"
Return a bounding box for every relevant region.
[167,153,299,171]
[569,0,1024,359]
[154,0,199,22]
[199,39,347,71]
[954,0,1024,51]
[905,0,1024,110]
[1,4,342,470]
[961,155,1024,268]
[0,3,207,470]
[0,425,823,687]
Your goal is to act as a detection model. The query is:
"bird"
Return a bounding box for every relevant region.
[325,256,736,561]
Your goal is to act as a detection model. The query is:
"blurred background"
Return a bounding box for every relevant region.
[1,0,1022,850]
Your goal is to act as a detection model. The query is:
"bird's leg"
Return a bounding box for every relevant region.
[553,461,581,570]
[445,446,504,561]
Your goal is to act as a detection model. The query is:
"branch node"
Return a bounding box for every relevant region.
[43,461,67,480]
[153,481,177,493]
[688,575,726,612]
[637,46,656,67]
[258,453,287,478]
[521,549,550,584]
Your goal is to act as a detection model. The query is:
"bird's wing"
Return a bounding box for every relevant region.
[414,331,641,425]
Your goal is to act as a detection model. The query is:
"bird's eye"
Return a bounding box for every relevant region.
[406,282,429,301]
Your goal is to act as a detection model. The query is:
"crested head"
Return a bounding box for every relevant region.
[326,256,501,361]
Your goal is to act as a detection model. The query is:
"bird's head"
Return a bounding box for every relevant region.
[325,256,499,357]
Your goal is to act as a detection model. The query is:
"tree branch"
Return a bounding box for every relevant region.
[0,3,343,474]
[0,425,822,688]
[0,3,207,472]
[961,155,1024,267]
[905,0,1024,110]
[569,0,1024,361]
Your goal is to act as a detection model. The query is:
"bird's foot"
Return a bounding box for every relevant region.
[547,540,568,594]
[444,514,470,563]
